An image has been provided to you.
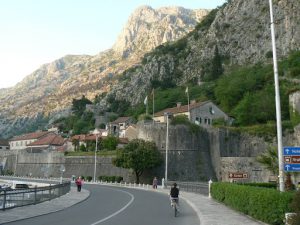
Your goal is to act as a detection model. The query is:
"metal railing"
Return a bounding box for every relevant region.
[93,179,210,196]
[0,181,70,210]
[165,181,209,196]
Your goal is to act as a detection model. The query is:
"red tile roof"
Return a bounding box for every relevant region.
[71,134,101,142]
[110,117,131,124]
[27,133,65,146]
[154,101,210,117]
[10,131,51,141]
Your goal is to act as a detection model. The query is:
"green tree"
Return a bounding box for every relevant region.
[210,45,223,80]
[113,139,163,183]
[256,146,278,176]
[72,95,92,116]
[79,144,87,152]
[72,139,80,151]
[102,135,118,150]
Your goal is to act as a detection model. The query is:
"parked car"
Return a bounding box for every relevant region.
[12,183,30,189]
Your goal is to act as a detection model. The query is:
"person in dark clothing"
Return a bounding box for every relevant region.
[170,182,179,207]
[152,177,158,189]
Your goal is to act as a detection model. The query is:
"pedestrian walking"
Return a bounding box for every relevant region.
[75,176,83,192]
[152,177,158,189]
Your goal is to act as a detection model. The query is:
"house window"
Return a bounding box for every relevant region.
[199,117,202,124]
[209,106,215,115]
[195,117,200,125]
[204,118,207,124]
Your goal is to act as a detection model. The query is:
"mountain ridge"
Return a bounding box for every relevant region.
[0,6,209,138]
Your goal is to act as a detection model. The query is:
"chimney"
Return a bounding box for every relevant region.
[176,102,182,108]
[190,100,196,105]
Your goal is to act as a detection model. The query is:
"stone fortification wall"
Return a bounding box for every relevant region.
[64,156,132,181]
[1,151,133,182]
[207,128,270,181]
[137,122,216,181]
[2,123,300,183]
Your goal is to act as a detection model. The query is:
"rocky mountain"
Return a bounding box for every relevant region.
[0,6,209,138]
[107,0,300,105]
[2,0,300,139]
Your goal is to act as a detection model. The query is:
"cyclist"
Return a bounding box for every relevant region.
[170,182,179,208]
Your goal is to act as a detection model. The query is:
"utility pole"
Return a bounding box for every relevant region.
[268,0,284,192]
[164,112,169,183]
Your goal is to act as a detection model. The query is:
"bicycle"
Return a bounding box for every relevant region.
[170,197,179,217]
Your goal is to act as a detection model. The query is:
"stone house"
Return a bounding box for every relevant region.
[124,125,138,141]
[153,100,231,127]
[26,133,65,152]
[109,117,134,137]
[71,134,99,151]
[9,131,52,150]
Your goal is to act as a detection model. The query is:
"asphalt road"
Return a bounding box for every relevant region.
[4,184,200,225]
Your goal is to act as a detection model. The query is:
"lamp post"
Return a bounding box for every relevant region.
[93,128,100,183]
[268,0,284,192]
[164,112,170,185]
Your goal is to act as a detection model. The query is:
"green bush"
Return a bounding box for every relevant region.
[211,182,294,224]
[171,115,202,134]
[85,176,93,182]
[98,176,123,183]
[290,190,300,225]
[237,182,277,189]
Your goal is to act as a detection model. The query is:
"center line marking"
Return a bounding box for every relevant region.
[90,188,134,225]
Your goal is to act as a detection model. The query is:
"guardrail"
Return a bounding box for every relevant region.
[0,181,71,210]
[165,181,209,196]
[88,180,210,196]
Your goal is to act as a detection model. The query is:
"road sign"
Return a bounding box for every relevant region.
[228,173,248,179]
[284,164,300,172]
[283,147,300,156]
[284,156,300,164]
[283,147,300,172]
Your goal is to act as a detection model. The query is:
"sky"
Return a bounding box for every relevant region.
[0,0,226,89]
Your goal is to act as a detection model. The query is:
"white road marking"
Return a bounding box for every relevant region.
[90,188,134,225]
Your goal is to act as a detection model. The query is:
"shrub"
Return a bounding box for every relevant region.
[98,176,123,183]
[85,176,93,182]
[290,190,300,225]
[171,115,202,134]
[237,182,277,189]
[211,182,294,224]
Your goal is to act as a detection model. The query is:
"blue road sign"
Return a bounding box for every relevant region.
[284,164,300,172]
[283,147,300,156]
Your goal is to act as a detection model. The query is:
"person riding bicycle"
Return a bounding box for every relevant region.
[170,182,179,207]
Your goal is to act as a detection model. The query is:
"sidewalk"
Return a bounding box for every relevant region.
[172,190,267,225]
[0,187,90,224]
[149,186,266,225]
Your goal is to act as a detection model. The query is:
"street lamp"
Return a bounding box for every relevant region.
[268,0,284,192]
[164,112,170,185]
[93,128,100,183]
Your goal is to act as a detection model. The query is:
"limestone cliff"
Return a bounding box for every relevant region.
[107,0,300,105]
[0,6,208,138]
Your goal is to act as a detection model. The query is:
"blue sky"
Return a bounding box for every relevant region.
[0,0,226,89]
